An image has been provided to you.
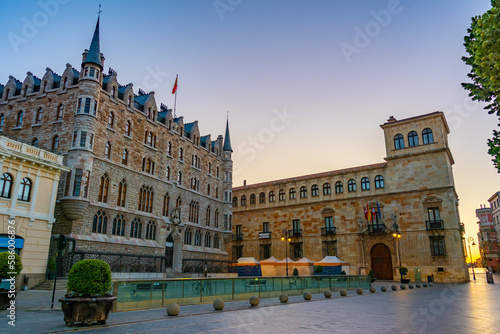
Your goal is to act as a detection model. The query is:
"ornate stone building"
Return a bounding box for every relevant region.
[232,112,469,283]
[0,17,233,274]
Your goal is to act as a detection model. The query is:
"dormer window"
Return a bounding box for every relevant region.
[111,86,116,98]
[42,81,48,93]
[63,78,68,89]
[128,96,132,108]
[89,68,95,77]
[23,85,28,97]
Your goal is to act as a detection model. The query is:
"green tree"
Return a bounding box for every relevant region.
[462,0,500,171]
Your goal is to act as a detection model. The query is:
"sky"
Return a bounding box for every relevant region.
[0,0,498,260]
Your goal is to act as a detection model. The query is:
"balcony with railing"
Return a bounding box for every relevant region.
[368,224,386,234]
[232,233,244,241]
[288,229,302,237]
[321,226,337,235]
[426,220,444,230]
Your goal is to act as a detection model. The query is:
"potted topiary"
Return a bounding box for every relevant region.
[0,252,23,310]
[399,266,410,284]
[59,259,116,326]
[293,268,299,276]
[368,269,376,283]
[314,265,323,275]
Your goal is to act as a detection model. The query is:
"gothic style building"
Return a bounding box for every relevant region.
[231,112,469,283]
[0,17,233,274]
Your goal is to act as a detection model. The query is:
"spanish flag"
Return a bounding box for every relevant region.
[172,75,178,94]
[367,205,372,221]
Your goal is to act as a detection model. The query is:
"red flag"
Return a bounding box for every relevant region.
[172,75,178,94]
[363,206,368,220]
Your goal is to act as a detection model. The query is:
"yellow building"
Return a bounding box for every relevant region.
[231,112,469,283]
[0,135,69,288]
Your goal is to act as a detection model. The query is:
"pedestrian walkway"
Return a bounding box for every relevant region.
[1,272,498,334]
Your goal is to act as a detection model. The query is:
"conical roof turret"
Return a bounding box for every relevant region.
[82,17,103,68]
[223,118,233,152]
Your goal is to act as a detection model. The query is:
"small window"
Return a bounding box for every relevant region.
[348,179,356,192]
[0,173,13,198]
[56,104,64,121]
[125,120,131,136]
[35,107,43,124]
[408,131,419,147]
[335,181,343,194]
[167,142,172,156]
[77,98,82,113]
[98,174,109,203]
[32,138,38,147]
[145,221,156,240]
[323,183,331,195]
[241,195,247,206]
[0,114,4,132]
[279,189,286,201]
[16,111,23,127]
[361,177,370,190]
[259,192,265,204]
[80,131,87,147]
[179,147,184,161]
[18,177,32,201]
[92,211,107,234]
[232,196,238,207]
[177,171,182,185]
[89,67,95,77]
[104,142,111,158]
[289,188,296,199]
[112,215,125,236]
[311,185,319,197]
[422,128,434,144]
[73,169,82,196]
[250,194,256,205]
[89,134,94,149]
[72,132,77,146]
[130,218,142,238]
[394,134,404,150]
[52,135,59,151]
[117,179,127,207]
[430,236,445,256]
[84,98,91,114]
[375,175,384,189]
[122,149,128,165]
[111,86,116,98]
[300,186,307,198]
[108,112,114,128]
[269,191,276,202]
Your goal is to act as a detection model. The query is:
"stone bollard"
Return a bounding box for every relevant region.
[249,296,259,307]
[279,293,288,303]
[213,298,224,311]
[369,286,376,293]
[400,284,406,290]
[391,285,397,291]
[429,282,434,287]
[408,284,414,289]
[303,292,312,300]
[324,290,332,298]
[416,283,421,288]
[423,283,428,287]
[381,286,387,292]
[340,289,348,296]
[166,303,180,316]
[356,288,363,295]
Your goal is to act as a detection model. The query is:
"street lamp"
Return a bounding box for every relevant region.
[467,237,476,281]
[281,229,291,276]
[392,229,402,280]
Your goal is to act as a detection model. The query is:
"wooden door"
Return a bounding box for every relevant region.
[370,243,393,280]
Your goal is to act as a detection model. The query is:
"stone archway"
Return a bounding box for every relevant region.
[370,243,393,280]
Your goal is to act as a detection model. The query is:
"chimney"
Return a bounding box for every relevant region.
[243,180,246,186]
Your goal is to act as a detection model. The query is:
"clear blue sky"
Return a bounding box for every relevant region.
[0,0,496,257]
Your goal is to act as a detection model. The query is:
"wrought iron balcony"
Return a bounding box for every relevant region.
[426,220,444,230]
[233,233,244,241]
[258,231,272,239]
[288,229,302,237]
[368,224,386,234]
[321,227,337,235]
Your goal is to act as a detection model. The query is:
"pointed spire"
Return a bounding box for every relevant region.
[82,16,103,68]
[223,116,233,152]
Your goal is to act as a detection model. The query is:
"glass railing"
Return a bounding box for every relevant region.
[112,275,371,311]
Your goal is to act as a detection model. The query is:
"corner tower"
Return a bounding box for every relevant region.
[222,118,234,244]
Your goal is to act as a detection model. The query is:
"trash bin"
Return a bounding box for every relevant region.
[486,271,494,284]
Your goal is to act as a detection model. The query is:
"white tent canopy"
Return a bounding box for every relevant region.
[316,256,345,264]
[314,256,350,275]
[261,256,279,276]
[260,256,279,263]
[237,257,260,264]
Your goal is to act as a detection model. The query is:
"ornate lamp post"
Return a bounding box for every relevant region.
[281,229,291,276]
[392,221,402,280]
[467,237,476,281]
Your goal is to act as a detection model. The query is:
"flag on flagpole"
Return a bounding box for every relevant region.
[363,206,368,220]
[367,205,372,221]
[376,202,381,220]
[172,75,178,94]
[371,207,376,221]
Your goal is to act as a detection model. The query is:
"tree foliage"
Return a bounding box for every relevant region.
[0,252,23,280]
[462,0,500,172]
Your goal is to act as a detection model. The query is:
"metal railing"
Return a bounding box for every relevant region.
[368,224,386,234]
[259,231,272,239]
[182,258,237,274]
[73,251,168,273]
[426,220,444,230]
[233,233,244,241]
[321,227,337,235]
[288,229,302,237]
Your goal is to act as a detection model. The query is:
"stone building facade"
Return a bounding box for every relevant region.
[231,112,469,283]
[0,17,233,274]
[0,135,70,288]
[476,205,499,272]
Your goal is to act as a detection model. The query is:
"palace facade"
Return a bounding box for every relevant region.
[0,17,233,274]
[231,112,469,283]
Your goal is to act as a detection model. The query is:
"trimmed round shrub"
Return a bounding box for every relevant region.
[324,290,332,298]
[356,288,363,295]
[340,289,347,296]
[408,284,414,289]
[400,284,406,290]
[249,296,259,306]
[369,286,376,293]
[167,303,180,316]
[213,298,224,310]
[279,293,288,303]
[68,259,111,297]
[293,268,299,276]
[0,252,23,280]
[314,265,324,274]
[303,292,312,300]
[381,286,387,292]
[391,285,397,291]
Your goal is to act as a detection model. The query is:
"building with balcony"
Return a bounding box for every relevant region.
[231,112,469,283]
[476,205,499,272]
[488,191,500,247]
[0,17,233,275]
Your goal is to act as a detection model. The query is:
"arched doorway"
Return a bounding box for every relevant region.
[370,243,393,280]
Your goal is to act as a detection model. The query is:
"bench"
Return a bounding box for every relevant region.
[244,279,267,291]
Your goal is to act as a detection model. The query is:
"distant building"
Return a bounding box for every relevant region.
[0,17,233,276]
[0,135,69,288]
[232,112,469,283]
[488,191,500,245]
[476,204,499,272]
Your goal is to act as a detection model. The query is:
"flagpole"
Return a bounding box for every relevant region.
[173,74,178,118]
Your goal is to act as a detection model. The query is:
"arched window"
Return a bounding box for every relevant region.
[125,120,131,136]
[111,86,116,98]
[300,186,307,198]
[422,128,434,144]
[394,134,404,150]
[98,174,109,202]
[269,191,276,202]
[214,209,219,228]
[176,196,182,208]
[215,187,219,199]
[0,173,13,198]
[117,179,126,207]
[16,111,23,127]
[18,177,32,201]
[145,221,156,240]
[206,206,211,226]
[138,185,154,213]
[408,131,419,147]
[122,149,128,165]
[177,171,182,185]
[189,201,200,223]
[56,104,64,121]
[184,228,192,245]
[207,184,211,195]
[259,192,265,203]
[250,194,256,205]
[375,175,385,189]
[112,215,125,236]
[52,135,59,151]
[32,138,38,147]
[279,189,286,201]
[194,230,202,246]
[311,185,319,197]
[205,233,211,248]
[130,218,142,238]
[165,166,170,180]
[348,179,356,192]
[335,181,343,194]
[0,114,4,132]
[214,234,220,249]
[167,142,172,156]
[163,193,170,216]
[289,188,296,199]
[232,196,238,207]
[104,142,111,158]
[323,183,331,195]
[35,107,43,124]
[361,177,370,190]
[178,147,184,161]
[92,211,107,234]
[241,195,247,206]
[107,112,114,128]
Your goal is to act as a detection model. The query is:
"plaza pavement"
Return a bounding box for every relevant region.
[0,271,499,334]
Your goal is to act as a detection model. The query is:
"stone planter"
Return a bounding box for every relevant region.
[59,294,116,326]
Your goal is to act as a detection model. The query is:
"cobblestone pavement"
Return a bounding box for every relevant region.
[1,272,499,334]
